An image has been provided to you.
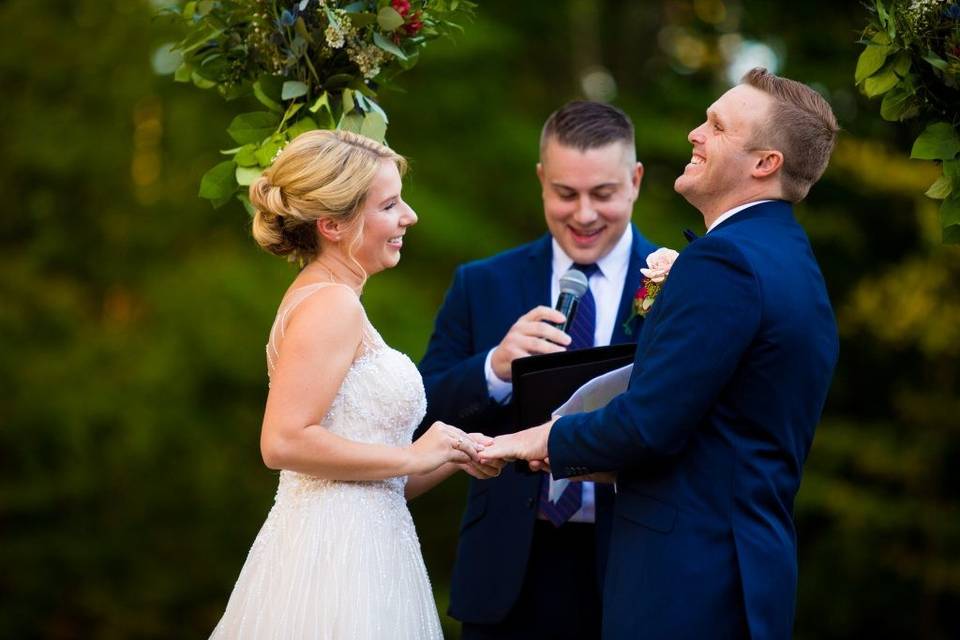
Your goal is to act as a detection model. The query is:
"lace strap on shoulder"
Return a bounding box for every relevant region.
[279,282,358,336]
[266,282,361,373]
[359,317,386,351]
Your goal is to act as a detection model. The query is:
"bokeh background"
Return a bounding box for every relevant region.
[3,0,960,638]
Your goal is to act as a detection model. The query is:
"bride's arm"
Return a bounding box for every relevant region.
[260,287,476,480]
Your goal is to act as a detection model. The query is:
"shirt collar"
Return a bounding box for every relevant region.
[551,225,633,280]
[706,200,775,233]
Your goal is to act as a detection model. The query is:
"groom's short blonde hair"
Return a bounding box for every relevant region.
[742,68,839,203]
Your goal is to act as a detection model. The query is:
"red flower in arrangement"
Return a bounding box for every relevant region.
[404,11,424,35]
[391,0,411,18]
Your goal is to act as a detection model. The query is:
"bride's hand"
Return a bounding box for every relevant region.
[458,433,506,479]
[407,421,482,474]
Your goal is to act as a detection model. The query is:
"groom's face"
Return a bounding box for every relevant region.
[537,139,643,265]
[674,84,773,209]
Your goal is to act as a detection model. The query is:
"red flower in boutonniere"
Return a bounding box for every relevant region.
[623,247,679,334]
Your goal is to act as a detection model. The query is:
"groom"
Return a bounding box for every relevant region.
[482,68,840,640]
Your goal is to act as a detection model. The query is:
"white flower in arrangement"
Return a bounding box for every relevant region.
[349,44,386,79]
[324,24,345,49]
[323,9,353,49]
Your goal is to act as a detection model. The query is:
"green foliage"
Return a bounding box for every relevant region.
[166,0,476,209]
[199,160,238,201]
[856,0,960,242]
[911,121,960,160]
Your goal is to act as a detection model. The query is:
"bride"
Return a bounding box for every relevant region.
[210,130,502,639]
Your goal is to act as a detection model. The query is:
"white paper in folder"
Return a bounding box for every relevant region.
[552,363,634,418]
[544,363,632,493]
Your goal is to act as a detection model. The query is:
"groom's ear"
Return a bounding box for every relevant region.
[536,162,545,186]
[751,149,783,179]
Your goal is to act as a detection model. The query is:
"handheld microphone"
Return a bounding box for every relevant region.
[550,268,589,333]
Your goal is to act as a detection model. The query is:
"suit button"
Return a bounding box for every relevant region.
[526,498,535,509]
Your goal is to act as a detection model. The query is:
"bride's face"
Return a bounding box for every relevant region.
[352,159,418,276]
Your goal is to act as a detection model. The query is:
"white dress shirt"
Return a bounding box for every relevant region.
[706,200,775,233]
[482,226,636,523]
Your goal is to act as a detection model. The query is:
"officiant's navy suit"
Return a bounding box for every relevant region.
[550,201,839,639]
[418,224,656,635]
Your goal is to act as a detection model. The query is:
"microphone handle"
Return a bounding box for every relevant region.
[517,292,579,476]
[549,293,580,333]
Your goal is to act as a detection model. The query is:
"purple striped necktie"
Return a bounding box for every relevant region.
[566,263,599,351]
[539,263,599,527]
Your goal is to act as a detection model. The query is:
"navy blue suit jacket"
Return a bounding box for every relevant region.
[419,225,657,624]
[549,202,839,640]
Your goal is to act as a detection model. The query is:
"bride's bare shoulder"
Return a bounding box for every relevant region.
[282,284,364,351]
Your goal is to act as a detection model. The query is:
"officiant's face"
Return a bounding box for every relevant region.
[538,139,642,265]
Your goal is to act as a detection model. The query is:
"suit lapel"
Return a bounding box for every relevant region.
[522,234,553,311]
[611,225,648,344]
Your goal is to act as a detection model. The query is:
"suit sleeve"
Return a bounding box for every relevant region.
[417,265,495,436]
[548,235,761,477]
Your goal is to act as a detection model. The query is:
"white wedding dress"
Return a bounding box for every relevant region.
[211,283,444,640]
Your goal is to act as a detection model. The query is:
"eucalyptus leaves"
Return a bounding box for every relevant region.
[169,0,475,212]
[856,0,960,242]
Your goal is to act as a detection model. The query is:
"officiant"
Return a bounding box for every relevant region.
[417,101,659,639]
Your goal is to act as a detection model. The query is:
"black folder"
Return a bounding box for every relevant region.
[510,343,636,431]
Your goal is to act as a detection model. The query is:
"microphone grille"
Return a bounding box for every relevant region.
[559,268,589,297]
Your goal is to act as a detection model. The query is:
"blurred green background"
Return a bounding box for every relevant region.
[3,0,960,638]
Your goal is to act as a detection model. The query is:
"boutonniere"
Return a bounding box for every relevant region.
[623,247,679,334]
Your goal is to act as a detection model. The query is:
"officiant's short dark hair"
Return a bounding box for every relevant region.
[540,101,635,156]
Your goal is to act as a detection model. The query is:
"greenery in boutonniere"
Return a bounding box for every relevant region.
[855,0,960,242]
[163,0,475,212]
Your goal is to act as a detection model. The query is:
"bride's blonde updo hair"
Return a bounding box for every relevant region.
[250,130,407,263]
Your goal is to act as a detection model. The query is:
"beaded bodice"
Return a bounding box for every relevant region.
[265,283,427,496]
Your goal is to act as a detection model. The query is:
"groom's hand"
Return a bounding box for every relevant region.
[529,458,551,474]
[457,433,506,479]
[479,419,556,465]
[490,306,571,381]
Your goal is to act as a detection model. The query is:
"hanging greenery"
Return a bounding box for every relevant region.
[166,0,475,212]
[855,0,960,243]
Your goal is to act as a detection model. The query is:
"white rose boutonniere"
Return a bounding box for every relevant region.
[623,247,679,333]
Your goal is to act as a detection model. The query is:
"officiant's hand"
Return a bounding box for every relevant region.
[458,433,506,479]
[479,418,556,465]
[490,306,571,381]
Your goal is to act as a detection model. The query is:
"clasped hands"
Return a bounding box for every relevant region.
[431,419,614,483]
[478,419,616,484]
[422,421,551,480]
